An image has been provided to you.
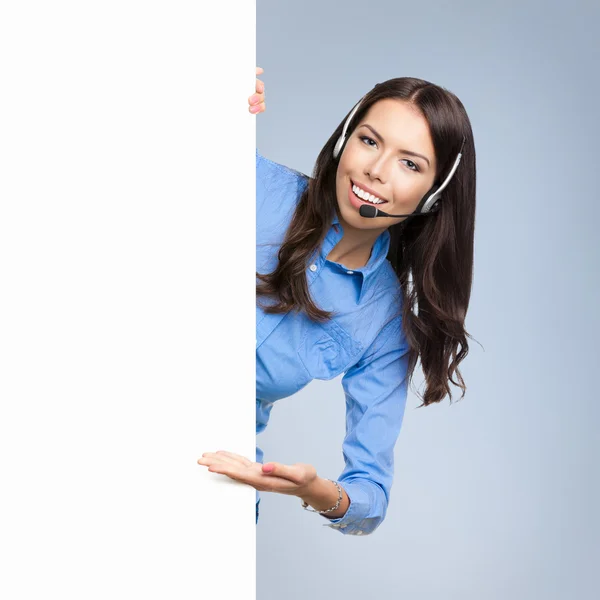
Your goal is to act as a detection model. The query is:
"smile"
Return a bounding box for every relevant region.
[348,180,388,212]
[350,180,388,204]
[352,184,385,204]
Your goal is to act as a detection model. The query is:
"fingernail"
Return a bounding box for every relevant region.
[250,105,260,113]
[250,95,260,104]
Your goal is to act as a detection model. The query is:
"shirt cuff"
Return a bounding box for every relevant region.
[319,479,382,536]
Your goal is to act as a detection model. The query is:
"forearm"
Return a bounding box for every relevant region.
[297,476,350,520]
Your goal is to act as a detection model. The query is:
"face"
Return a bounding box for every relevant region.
[335,98,438,237]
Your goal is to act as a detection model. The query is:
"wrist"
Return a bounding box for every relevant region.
[295,473,321,500]
[297,475,350,520]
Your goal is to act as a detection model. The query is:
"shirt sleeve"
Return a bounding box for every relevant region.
[255,148,309,239]
[321,315,410,536]
[256,147,278,216]
[256,148,268,215]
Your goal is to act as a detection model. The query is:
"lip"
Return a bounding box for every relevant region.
[348,179,388,212]
[348,180,387,212]
[350,179,388,203]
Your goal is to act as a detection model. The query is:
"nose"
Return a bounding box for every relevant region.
[365,154,389,184]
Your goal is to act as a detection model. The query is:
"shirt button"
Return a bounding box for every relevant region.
[309,264,317,272]
[340,524,347,529]
[356,530,363,535]
[346,270,354,275]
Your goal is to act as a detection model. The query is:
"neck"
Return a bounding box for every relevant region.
[326,224,382,270]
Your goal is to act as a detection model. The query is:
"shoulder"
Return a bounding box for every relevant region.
[366,261,403,322]
[357,272,406,363]
[256,149,311,228]
[380,261,403,300]
[256,148,310,194]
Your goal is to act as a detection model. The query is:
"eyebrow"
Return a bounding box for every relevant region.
[360,124,431,167]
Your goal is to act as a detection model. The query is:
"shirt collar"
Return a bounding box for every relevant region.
[320,211,391,303]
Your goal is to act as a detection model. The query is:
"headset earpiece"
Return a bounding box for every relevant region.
[332,136,346,161]
[417,185,442,214]
[414,136,466,215]
[332,97,365,161]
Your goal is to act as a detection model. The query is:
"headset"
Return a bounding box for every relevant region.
[332,95,466,219]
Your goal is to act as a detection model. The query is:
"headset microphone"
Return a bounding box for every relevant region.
[359,203,439,218]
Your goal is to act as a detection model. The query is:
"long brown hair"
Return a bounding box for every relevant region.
[257,77,477,407]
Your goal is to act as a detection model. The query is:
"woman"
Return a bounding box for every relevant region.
[198,67,476,535]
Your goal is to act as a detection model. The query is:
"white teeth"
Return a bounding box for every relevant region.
[352,184,385,204]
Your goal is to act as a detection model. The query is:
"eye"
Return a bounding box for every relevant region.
[402,159,420,172]
[359,136,420,172]
[359,135,377,147]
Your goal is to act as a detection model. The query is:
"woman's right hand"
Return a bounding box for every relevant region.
[248,66,266,114]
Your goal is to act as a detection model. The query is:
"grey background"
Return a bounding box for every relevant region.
[257,1,599,598]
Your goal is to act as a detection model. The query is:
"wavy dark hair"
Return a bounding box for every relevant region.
[256,77,477,407]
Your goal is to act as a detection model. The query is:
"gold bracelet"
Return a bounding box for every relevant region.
[301,479,342,514]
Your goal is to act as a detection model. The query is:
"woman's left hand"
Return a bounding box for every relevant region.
[197,450,317,497]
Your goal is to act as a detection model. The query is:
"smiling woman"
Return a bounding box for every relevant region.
[257,77,477,395]
[200,68,478,535]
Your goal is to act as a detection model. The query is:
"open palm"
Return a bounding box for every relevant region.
[198,450,317,496]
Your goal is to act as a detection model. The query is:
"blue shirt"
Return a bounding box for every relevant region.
[256,149,410,535]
